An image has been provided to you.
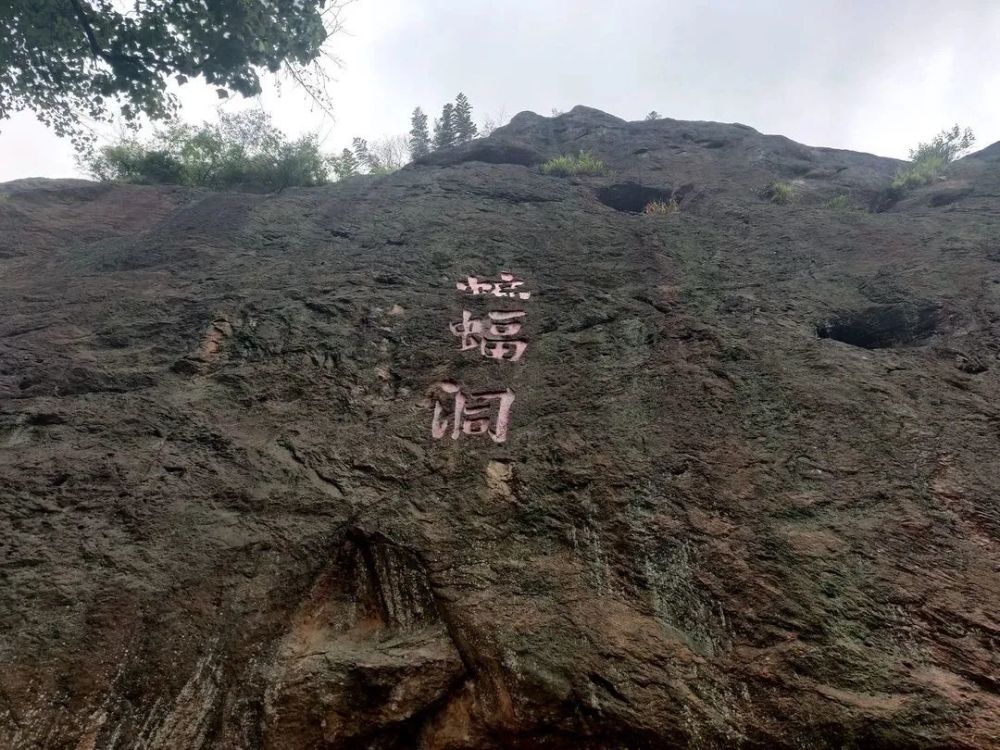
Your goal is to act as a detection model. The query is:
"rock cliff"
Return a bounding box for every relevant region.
[1,107,998,748]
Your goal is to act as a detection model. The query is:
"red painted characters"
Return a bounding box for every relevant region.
[430,272,533,443]
[449,309,528,362]
[431,383,515,443]
[456,272,532,300]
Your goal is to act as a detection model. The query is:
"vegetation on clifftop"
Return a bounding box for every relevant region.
[891,125,975,191]
[540,151,608,176]
[82,110,327,191]
[83,92,498,188]
[870,124,976,211]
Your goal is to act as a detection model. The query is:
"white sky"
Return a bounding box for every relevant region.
[2,0,999,181]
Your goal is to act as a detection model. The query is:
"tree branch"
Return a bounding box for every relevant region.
[67,0,112,63]
[67,0,144,67]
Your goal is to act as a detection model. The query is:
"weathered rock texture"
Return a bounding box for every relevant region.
[1,107,999,748]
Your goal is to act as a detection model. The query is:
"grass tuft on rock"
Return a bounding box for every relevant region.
[826,194,854,210]
[762,181,793,205]
[540,151,607,176]
[643,198,679,215]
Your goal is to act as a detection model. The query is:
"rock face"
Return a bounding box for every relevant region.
[1,107,999,749]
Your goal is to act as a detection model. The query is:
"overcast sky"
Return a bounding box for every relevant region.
[2,0,998,182]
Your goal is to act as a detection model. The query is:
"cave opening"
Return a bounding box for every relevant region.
[596,183,674,213]
[816,303,940,349]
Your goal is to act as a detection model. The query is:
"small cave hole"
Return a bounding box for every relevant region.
[27,412,66,426]
[929,187,973,207]
[596,183,674,213]
[816,303,940,349]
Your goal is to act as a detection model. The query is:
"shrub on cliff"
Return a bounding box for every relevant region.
[891,125,975,191]
[82,109,328,191]
[891,155,946,191]
[910,125,976,164]
[540,151,607,176]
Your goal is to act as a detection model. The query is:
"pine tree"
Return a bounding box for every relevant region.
[433,103,456,150]
[409,107,431,158]
[332,148,358,179]
[453,93,477,143]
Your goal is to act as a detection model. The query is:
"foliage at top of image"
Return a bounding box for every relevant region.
[762,181,793,204]
[0,0,347,148]
[82,109,328,191]
[891,124,975,191]
[540,151,607,177]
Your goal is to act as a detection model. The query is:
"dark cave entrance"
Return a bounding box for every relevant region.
[596,183,674,213]
[816,303,941,349]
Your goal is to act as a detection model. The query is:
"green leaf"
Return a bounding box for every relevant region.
[1,0,334,148]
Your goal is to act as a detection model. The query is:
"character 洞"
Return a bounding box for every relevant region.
[430,383,516,443]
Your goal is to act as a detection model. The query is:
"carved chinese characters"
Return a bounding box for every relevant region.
[429,272,532,444]
[455,273,532,300]
[431,384,515,443]
[449,310,527,362]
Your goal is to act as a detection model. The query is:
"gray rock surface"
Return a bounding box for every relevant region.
[1,106,999,748]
